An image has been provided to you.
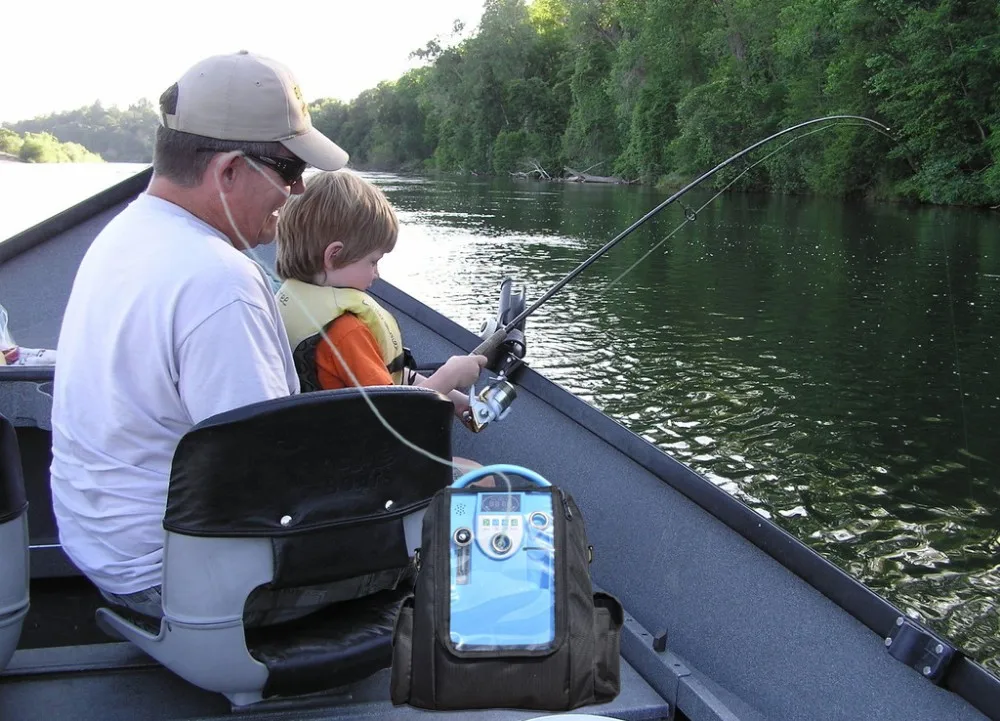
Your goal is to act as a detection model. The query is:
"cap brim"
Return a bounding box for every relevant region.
[282,128,349,171]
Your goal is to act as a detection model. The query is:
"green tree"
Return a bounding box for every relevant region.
[866,0,1000,204]
[17,131,103,163]
[6,99,157,162]
[12,0,997,204]
[0,128,24,156]
[562,0,623,170]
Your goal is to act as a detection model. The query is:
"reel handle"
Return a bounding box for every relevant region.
[451,464,552,489]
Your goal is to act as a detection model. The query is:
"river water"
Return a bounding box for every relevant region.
[2,162,998,674]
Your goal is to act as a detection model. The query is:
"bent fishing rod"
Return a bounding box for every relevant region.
[463,115,891,431]
[473,114,891,360]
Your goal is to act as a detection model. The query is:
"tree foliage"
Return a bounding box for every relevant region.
[307,0,997,205]
[5,100,157,162]
[0,129,103,163]
[5,0,998,205]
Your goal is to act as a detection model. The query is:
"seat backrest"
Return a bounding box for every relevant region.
[163,386,454,589]
[0,412,30,671]
[0,413,28,526]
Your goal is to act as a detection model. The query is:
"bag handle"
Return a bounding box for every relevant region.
[451,463,552,489]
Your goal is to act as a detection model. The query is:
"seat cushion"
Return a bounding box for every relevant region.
[246,583,411,699]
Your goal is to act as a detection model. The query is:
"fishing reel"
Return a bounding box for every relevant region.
[464,277,528,433]
[465,378,517,432]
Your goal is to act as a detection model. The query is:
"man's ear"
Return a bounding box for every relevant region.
[210,151,243,192]
[323,241,344,271]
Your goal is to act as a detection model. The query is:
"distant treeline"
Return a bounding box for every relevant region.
[4,0,999,206]
[3,100,159,163]
[307,0,1000,206]
[0,128,103,163]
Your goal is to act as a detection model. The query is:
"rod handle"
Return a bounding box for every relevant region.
[472,328,507,362]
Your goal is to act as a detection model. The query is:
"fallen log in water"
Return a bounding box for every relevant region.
[564,166,632,184]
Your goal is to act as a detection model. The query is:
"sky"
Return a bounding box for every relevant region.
[0,0,486,123]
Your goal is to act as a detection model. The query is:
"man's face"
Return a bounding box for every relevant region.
[221,151,306,250]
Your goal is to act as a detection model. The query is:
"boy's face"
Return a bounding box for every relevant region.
[327,249,383,291]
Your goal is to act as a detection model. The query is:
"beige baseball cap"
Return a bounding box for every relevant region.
[161,50,348,170]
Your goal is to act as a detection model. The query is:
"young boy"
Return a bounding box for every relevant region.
[274,170,487,477]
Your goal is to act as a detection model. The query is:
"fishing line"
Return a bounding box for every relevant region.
[874,132,976,461]
[598,120,975,467]
[217,154,515,492]
[603,121,874,290]
[941,236,971,454]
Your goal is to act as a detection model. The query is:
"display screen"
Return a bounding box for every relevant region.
[480,494,521,513]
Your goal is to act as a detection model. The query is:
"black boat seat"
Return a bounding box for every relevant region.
[95,386,454,706]
[0,413,30,672]
[245,583,410,698]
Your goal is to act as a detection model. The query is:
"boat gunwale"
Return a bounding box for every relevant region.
[0,166,153,265]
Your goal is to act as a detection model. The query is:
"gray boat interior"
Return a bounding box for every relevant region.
[0,169,997,721]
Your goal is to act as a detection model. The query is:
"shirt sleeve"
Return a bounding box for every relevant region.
[177,299,295,424]
[315,314,394,390]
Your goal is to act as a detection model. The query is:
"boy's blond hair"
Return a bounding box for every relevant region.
[276,170,399,282]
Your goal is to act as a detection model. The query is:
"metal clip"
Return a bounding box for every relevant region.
[884,615,956,683]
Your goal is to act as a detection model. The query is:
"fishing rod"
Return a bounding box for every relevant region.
[463,114,892,431]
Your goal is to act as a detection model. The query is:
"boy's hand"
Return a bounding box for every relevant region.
[443,354,488,388]
[415,354,488,398]
[448,391,481,432]
[448,390,472,418]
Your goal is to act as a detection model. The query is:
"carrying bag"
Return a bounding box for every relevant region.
[390,464,623,711]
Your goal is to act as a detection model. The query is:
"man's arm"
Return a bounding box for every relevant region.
[177,299,294,424]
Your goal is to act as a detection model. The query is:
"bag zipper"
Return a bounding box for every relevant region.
[557,488,573,520]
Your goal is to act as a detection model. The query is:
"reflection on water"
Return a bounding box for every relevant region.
[2,164,997,674]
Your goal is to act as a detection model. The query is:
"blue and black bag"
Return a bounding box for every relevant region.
[390,464,623,711]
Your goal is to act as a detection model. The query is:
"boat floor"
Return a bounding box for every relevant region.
[2,577,671,721]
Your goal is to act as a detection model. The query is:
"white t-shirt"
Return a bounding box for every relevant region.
[50,193,300,594]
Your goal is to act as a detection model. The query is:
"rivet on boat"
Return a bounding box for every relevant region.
[385,500,394,510]
[884,637,892,647]
[935,644,944,654]
[280,515,292,526]
[923,666,932,676]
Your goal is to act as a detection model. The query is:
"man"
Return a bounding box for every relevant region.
[49,51,349,623]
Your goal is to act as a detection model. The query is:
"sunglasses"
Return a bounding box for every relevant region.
[197,148,307,186]
[245,154,307,186]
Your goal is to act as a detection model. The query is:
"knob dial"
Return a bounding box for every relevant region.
[529,511,550,529]
[491,533,513,554]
